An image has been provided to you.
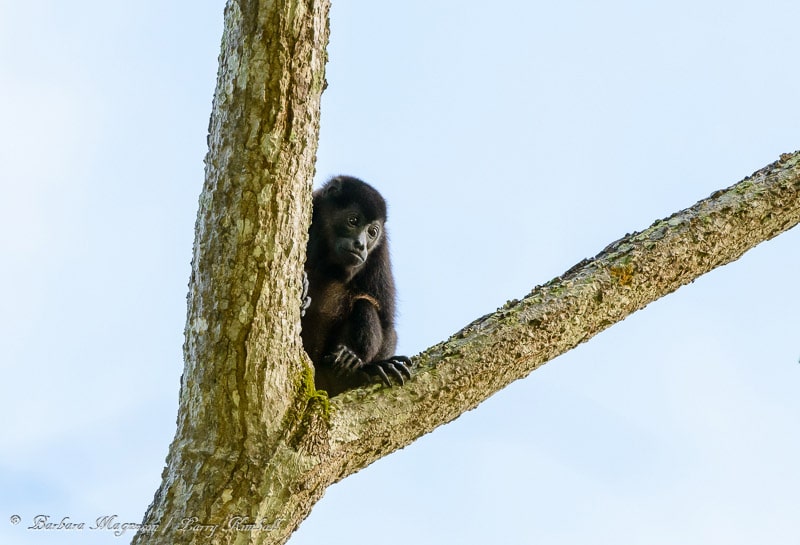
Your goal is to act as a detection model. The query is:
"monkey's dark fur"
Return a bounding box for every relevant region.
[301,176,411,395]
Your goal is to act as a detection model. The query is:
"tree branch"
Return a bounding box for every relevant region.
[325,151,800,479]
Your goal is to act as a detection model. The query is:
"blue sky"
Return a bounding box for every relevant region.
[1,1,798,544]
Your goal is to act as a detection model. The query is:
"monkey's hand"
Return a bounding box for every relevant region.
[300,271,311,317]
[328,345,366,376]
[328,346,413,388]
[366,356,413,388]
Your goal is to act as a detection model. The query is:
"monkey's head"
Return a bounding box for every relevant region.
[310,176,388,277]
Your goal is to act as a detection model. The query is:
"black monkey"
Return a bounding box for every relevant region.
[301,175,412,395]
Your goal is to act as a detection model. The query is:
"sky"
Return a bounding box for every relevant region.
[1,1,798,544]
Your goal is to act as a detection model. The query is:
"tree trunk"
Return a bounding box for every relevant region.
[132,0,331,543]
[132,0,800,543]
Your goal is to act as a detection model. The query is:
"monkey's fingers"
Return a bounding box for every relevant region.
[397,361,413,380]
[365,363,393,388]
[369,357,413,385]
[340,354,360,372]
[300,271,311,317]
[384,356,413,380]
[330,345,364,375]
[391,355,413,367]
[383,362,408,385]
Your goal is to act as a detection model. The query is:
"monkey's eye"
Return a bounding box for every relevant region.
[347,215,359,227]
[367,225,380,238]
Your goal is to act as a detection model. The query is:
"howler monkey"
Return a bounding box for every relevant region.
[301,176,412,395]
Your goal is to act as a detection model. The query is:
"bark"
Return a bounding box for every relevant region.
[131,0,800,543]
[132,0,330,543]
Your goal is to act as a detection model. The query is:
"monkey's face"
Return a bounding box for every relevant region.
[329,206,383,272]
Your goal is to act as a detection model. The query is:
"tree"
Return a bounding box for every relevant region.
[131,1,800,544]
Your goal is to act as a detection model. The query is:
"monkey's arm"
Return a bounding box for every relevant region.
[327,299,412,387]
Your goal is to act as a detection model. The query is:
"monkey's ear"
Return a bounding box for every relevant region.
[323,176,344,197]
